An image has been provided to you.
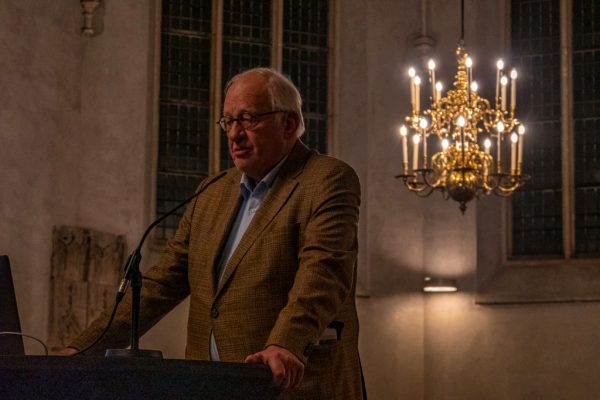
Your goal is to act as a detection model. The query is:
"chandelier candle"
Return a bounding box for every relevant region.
[414,76,421,114]
[409,68,416,109]
[436,82,442,103]
[510,69,517,109]
[511,133,518,172]
[496,59,504,107]
[413,134,420,171]
[518,125,525,169]
[420,118,428,165]
[497,122,504,172]
[471,82,478,107]
[429,60,436,103]
[466,57,473,96]
[400,126,408,173]
[501,76,508,111]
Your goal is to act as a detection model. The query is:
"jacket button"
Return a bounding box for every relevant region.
[304,343,314,357]
[211,308,219,318]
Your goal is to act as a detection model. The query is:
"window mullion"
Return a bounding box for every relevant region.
[560,0,575,259]
[209,0,224,175]
[271,0,283,71]
[327,0,337,156]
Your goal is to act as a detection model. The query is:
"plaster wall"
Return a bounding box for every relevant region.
[0,0,187,357]
[0,0,85,353]
[336,0,427,398]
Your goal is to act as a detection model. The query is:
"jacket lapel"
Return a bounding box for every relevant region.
[215,140,311,298]
[203,170,242,295]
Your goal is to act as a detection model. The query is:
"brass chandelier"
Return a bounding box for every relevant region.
[396,2,529,213]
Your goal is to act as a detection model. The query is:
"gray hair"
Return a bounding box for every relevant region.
[224,68,305,137]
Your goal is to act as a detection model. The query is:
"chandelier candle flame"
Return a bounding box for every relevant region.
[414,76,421,114]
[395,43,529,213]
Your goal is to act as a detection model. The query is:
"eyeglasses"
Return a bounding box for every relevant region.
[217,111,285,132]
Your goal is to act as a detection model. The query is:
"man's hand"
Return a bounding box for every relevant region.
[52,347,78,356]
[245,345,305,390]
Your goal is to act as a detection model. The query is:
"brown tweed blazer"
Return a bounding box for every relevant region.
[71,140,363,400]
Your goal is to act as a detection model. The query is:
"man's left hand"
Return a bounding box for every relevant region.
[245,345,305,390]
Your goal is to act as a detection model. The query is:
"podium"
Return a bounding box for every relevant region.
[0,356,277,400]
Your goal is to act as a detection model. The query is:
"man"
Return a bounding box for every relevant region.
[59,68,363,399]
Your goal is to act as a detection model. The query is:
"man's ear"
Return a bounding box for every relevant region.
[283,112,300,139]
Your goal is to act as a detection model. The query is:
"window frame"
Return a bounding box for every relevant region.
[476,0,600,305]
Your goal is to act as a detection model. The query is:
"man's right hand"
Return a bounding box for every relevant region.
[245,345,305,390]
[52,347,78,356]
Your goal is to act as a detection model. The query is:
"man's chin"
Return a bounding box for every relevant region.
[233,159,250,174]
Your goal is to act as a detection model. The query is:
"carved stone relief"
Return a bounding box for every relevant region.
[47,226,124,352]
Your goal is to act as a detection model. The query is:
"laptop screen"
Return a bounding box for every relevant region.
[0,255,25,355]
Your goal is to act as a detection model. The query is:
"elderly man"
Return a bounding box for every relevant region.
[59,68,363,399]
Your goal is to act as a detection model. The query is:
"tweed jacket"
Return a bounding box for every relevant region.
[70,140,363,399]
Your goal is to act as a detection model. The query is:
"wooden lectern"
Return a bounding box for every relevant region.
[0,356,277,400]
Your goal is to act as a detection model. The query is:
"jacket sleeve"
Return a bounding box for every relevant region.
[264,161,361,364]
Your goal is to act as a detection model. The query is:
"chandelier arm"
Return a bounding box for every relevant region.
[504,117,517,134]
[396,175,436,194]
[487,173,507,190]
[494,184,521,193]
[407,183,434,194]
[480,99,498,133]
[421,169,445,188]
[474,101,491,132]
[491,179,527,195]
[510,118,520,132]
[492,188,519,197]
[413,185,437,198]
[482,179,499,192]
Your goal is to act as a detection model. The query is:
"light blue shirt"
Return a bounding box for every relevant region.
[210,154,289,361]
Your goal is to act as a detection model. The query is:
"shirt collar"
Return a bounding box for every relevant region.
[240,152,290,198]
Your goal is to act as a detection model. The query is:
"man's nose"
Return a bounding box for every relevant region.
[227,120,245,141]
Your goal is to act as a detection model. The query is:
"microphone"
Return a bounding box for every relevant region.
[72,171,227,357]
[116,170,228,301]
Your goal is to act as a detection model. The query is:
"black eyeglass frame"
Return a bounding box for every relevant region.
[216,110,285,132]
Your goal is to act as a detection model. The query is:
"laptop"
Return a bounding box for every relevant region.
[0,255,25,355]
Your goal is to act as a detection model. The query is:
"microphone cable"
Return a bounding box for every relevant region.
[0,332,48,355]
[69,300,120,356]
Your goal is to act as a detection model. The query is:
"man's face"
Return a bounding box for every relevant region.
[223,73,296,182]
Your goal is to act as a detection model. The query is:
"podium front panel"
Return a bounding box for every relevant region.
[0,356,277,400]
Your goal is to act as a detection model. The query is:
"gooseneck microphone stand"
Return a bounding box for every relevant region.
[104,247,159,358]
[103,171,227,358]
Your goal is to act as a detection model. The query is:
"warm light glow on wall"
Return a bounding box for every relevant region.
[423,277,458,293]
